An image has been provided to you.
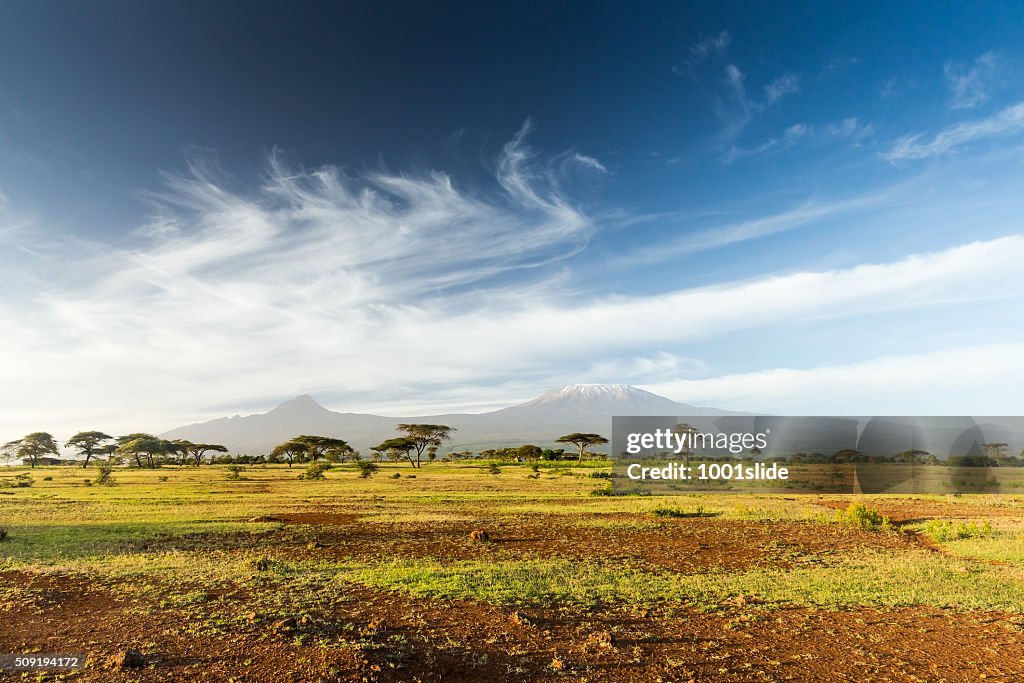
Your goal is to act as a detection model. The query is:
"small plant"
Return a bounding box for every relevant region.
[303,462,332,481]
[653,504,710,518]
[835,503,891,531]
[390,472,402,479]
[925,519,993,542]
[42,476,53,481]
[158,475,169,482]
[589,471,611,479]
[0,528,8,542]
[95,463,116,487]
[14,473,33,488]
[486,463,502,475]
[226,464,246,481]
[356,461,379,478]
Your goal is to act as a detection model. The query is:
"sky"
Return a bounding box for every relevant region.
[2,1,1024,439]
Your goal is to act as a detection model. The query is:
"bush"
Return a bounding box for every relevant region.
[925,519,993,541]
[485,463,501,475]
[0,528,7,542]
[653,504,709,518]
[390,472,401,479]
[357,461,379,478]
[225,464,246,481]
[95,463,116,487]
[835,503,891,531]
[303,462,332,481]
[589,471,611,479]
[14,473,33,488]
[42,476,53,481]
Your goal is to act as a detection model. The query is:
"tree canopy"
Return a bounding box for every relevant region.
[555,432,609,462]
[394,424,455,468]
[292,435,354,462]
[371,437,418,466]
[66,431,114,468]
[2,432,61,467]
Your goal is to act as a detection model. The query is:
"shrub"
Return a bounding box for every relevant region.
[14,473,33,488]
[42,476,53,481]
[357,461,379,478]
[0,528,8,542]
[653,504,707,518]
[95,463,116,487]
[835,503,891,531]
[925,519,993,542]
[390,472,401,479]
[589,471,611,479]
[303,462,332,481]
[485,463,501,475]
[226,465,246,481]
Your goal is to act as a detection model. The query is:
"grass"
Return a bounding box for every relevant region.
[4,462,1024,622]
[346,551,1024,611]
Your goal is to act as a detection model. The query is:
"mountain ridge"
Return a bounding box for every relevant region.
[160,384,740,455]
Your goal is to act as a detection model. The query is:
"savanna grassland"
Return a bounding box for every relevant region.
[2,463,1024,682]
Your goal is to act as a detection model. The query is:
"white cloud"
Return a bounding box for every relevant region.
[3,123,1024,437]
[572,153,607,172]
[884,101,1024,162]
[686,30,731,64]
[643,343,1024,415]
[763,73,800,104]
[722,122,808,162]
[825,117,874,140]
[945,51,1000,110]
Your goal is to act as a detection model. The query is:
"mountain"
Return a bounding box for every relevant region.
[160,384,738,455]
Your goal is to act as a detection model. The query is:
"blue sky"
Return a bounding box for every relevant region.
[2,1,1024,437]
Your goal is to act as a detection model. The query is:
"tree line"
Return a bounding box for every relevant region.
[2,427,611,468]
[2,431,229,468]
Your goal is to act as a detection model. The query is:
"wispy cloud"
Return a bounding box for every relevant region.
[612,190,891,267]
[722,123,808,162]
[685,30,731,65]
[710,65,801,141]
[4,120,1024,436]
[721,116,872,162]
[572,153,607,173]
[945,51,1000,110]
[763,73,800,104]
[884,101,1024,163]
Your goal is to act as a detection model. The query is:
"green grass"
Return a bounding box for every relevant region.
[344,551,1024,611]
[4,462,1024,622]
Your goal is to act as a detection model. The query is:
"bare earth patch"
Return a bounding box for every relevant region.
[2,569,1023,682]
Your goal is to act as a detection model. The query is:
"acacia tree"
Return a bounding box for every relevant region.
[66,431,114,468]
[555,433,609,463]
[292,435,353,462]
[172,440,229,466]
[394,424,455,468]
[673,422,698,470]
[372,437,418,467]
[518,444,543,462]
[271,439,310,467]
[982,442,1010,466]
[117,434,174,468]
[2,432,60,468]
